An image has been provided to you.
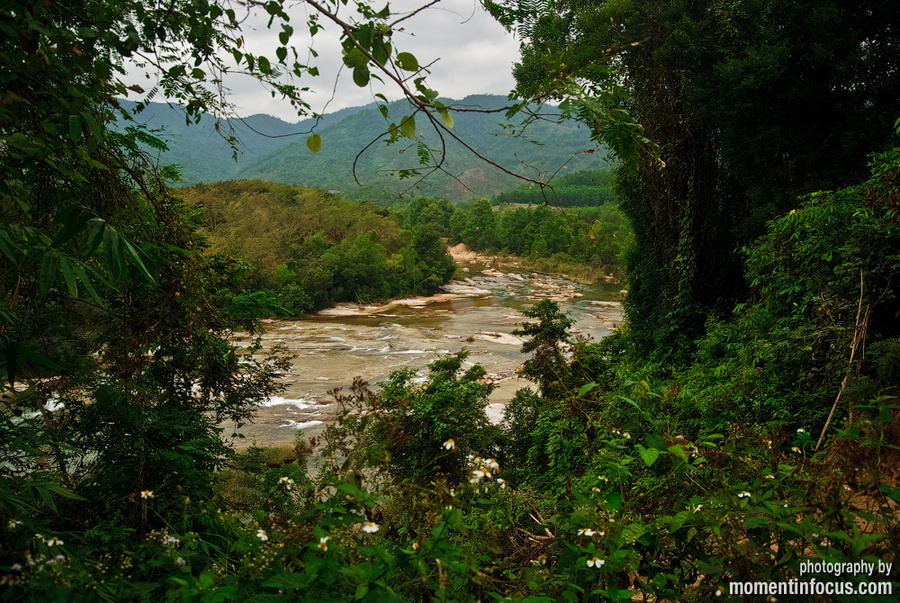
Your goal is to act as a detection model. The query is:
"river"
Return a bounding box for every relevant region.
[225,257,624,449]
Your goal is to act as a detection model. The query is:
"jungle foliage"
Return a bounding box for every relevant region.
[493,168,617,208]
[3,0,900,600]
[444,199,632,279]
[180,180,456,315]
[495,0,900,362]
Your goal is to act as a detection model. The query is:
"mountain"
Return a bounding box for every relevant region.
[116,100,366,185]
[120,95,609,199]
[237,94,609,200]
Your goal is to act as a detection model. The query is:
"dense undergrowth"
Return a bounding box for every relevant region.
[3,151,899,601]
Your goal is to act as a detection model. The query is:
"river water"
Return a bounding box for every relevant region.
[225,261,624,449]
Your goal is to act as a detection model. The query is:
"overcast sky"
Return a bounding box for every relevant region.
[222,0,522,122]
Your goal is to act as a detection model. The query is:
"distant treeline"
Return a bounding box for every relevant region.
[400,182,632,278]
[180,180,456,318]
[491,169,617,207]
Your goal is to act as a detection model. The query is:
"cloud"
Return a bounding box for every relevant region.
[227,0,521,121]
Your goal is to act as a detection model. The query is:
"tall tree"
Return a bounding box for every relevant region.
[490,0,900,362]
[0,0,487,539]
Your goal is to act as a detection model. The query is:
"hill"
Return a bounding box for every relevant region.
[117,100,366,184]
[179,180,457,313]
[237,94,609,200]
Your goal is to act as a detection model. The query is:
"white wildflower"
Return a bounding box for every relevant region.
[362,522,379,534]
[586,557,605,568]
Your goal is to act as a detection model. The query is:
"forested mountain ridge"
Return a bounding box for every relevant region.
[117,99,366,184]
[126,95,608,199]
[238,94,607,200]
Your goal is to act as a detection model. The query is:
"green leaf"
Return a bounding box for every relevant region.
[437,107,454,128]
[68,115,83,143]
[58,257,78,297]
[81,112,101,140]
[636,444,659,467]
[276,46,287,62]
[120,238,154,282]
[343,47,368,68]
[578,382,597,397]
[669,510,690,532]
[879,483,900,502]
[102,225,123,280]
[262,573,308,589]
[71,262,102,303]
[667,445,688,462]
[744,516,770,529]
[39,252,59,296]
[353,65,370,87]
[400,115,416,139]
[257,55,271,74]
[44,483,86,501]
[372,41,391,66]
[396,52,419,71]
[279,24,293,45]
[306,133,322,154]
[619,395,641,410]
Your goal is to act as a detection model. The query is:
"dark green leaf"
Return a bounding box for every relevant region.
[396,52,419,71]
[102,225,122,280]
[353,65,370,87]
[58,257,78,297]
[68,115,83,143]
[39,252,59,296]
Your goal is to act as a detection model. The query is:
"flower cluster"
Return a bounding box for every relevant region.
[466,453,501,486]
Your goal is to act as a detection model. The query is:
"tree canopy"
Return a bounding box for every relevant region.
[491,0,900,361]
